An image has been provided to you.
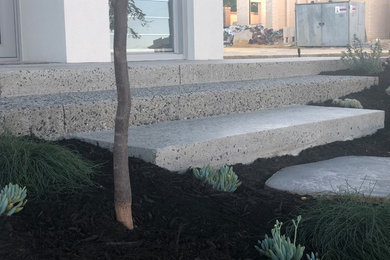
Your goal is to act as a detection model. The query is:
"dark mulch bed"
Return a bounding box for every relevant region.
[1,62,389,260]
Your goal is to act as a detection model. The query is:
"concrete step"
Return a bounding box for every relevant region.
[70,105,385,172]
[0,75,377,139]
[0,57,346,97]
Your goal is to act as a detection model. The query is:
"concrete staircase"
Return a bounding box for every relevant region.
[0,58,385,171]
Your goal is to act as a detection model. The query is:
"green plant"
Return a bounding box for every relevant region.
[295,195,390,260]
[306,252,320,260]
[255,216,318,260]
[341,36,384,75]
[0,183,27,216]
[192,165,241,192]
[331,98,363,109]
[0,133,96,199]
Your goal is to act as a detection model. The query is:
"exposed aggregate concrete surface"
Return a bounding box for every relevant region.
[0,75,377,138]
[71,106,384,172]
[0,58,346,97]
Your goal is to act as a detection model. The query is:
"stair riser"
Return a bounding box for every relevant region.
[0,59,346,97]
[0,76,377,139]
[0,107,65,139]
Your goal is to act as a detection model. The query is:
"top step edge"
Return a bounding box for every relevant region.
[0,58,349,97]
[0,57,344,71]
[0,74,378,102]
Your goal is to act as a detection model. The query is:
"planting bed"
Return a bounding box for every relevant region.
[0,63,389,260]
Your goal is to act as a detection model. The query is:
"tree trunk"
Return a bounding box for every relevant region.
[113,0,134,230]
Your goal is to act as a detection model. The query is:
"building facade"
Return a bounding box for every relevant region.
[0,0,223,63]
[232,0,390,41]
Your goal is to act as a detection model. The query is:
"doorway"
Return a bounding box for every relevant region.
[0,0,18,59]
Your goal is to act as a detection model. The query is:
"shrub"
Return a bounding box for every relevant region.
[0,134,96,199]
[294,195,390,260]
[331,98,363,109]
[255,216,319,260]
[341,36,384,75]
[0,183,27,216]
[192,165,241,192]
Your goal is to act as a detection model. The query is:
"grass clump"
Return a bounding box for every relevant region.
[0,134,96,199]
[341,36,384,75]
[331,98,363,109]
[192,165,241,192]
[294,195,390,260]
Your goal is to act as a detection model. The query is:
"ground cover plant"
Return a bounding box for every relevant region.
[0,61,388,259]
[331,98,363,109]
[256,216,319,260]
[293,195,390,260]
[193,165,241,192]
[0,134,96,199]
[0,183,27,217]
[341,36,384,75]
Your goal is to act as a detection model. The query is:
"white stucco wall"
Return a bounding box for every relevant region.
[63,0,111,62]
[186,0,223,60]
[18,0,111,63]
[17,0,222,62]
[19,0,67,62]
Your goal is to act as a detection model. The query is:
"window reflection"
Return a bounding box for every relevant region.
[111,0,174,53]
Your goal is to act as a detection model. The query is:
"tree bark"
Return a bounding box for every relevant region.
[113,0,134,230]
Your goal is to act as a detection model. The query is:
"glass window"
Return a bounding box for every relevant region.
[111,0,174,53]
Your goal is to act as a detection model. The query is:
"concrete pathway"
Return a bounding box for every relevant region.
[266,156,390,198]
[224,46,390,59]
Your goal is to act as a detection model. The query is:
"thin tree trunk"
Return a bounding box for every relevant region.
[113,0,134,230]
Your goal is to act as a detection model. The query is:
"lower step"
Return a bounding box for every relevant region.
[70,105,384,172]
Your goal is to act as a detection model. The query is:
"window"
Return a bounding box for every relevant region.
[111,0,182,54]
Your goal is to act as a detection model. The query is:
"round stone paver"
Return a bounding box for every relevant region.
[386,86,390,96]
[265,156,390,198]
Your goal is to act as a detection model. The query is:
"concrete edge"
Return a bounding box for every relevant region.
[0,58,349,97]
[0,75,379,139]
[147,109,385,171]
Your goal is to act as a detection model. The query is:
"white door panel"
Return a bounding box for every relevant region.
[0,0,17,58]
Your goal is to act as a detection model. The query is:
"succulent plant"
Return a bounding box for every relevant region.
[0,195,8,216]
[192,165,241,192]
[306,252,320,260]
[213,165,241,192]
[0,183,27,216]
[255,216,319,260]
[331,98,363,109]
[193,165,216,180]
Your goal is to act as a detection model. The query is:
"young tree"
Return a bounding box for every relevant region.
[109,0,146,38]
[112,0,134,230]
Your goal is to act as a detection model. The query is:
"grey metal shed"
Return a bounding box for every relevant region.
[296,2,365,47]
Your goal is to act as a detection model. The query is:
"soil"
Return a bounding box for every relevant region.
[1,61,389,260]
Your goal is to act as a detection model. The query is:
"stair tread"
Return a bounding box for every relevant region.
[0,58,346,97]
[0,75,377,110]
[71,105,385,171]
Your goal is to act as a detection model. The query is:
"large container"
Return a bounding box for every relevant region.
[296,2,365,47]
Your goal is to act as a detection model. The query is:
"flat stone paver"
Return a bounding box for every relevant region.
[266,156,390,198]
